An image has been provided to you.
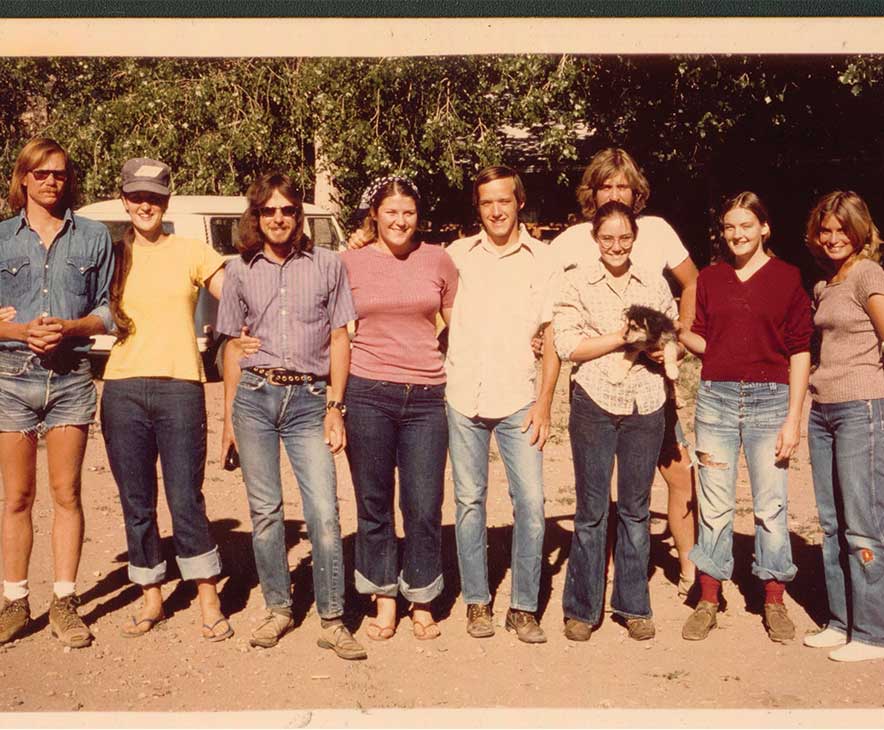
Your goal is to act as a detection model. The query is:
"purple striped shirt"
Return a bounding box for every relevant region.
[217,247,356,374]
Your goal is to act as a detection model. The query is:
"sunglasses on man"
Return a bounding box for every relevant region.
[257,205,300,218]
[30,169,68,182]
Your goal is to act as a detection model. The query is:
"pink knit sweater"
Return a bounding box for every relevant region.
[342,243,458,385]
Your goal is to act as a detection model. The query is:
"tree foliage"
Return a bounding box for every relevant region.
[1,53,881,261]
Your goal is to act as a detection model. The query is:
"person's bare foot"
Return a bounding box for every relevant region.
[196,578,232,641]
[366,595,397,641]
[411,602,440,640]
[121,584,165,638]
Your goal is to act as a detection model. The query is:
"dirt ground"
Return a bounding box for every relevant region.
[1,361,883,721]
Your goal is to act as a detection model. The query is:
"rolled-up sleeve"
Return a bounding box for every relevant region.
[216,259,245,338]
[86,227,115,334]
[552,273,589,361]
[327,256,357,330]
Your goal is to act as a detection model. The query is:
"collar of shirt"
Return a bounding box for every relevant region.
[582,257,651,289]
[466,223,542,259]
[15,207,75,237]
[247,245,314,268]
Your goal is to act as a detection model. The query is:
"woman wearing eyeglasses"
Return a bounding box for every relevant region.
[677,192,812,644]
[0,138,113,649]
[341,176,457,641]
[99,157,249,641]
[553,200,677,643]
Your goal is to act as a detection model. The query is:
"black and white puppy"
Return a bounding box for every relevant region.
[608,304,679,383]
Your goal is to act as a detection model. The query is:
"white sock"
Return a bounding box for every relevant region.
[53,581,76,599]
[4,580,29,601]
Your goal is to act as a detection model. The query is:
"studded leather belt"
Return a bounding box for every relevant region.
[245,367,325,385]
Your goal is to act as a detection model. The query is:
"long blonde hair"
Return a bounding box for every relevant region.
[805,190,881,272]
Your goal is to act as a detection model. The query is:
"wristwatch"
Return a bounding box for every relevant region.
[326,401,347,416]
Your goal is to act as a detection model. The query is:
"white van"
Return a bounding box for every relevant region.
[76,195,347,380]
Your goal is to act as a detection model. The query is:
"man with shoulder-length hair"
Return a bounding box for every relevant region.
[0,138,114,648]
[218,172,365,660]
[551,147,699,605]
[446,165,560,643]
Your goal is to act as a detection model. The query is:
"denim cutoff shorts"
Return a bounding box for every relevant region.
[0,349,96,434]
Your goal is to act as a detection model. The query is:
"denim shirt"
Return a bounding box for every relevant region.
[0,209,114,356]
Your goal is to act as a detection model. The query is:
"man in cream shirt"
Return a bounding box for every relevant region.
[445,165,560,644]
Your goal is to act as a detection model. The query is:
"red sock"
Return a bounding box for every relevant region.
[698,572,721,605]
[764,579,785,605]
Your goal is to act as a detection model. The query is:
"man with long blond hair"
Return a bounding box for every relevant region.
[0,138,113,648]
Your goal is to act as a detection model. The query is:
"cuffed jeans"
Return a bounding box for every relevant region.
[101,378,221,586]
[808,398,884,647]
[690,380,797,584]
[448,402,544,612]
[344,374,447,603]
[563,385,664,625]
[232,370,344,618]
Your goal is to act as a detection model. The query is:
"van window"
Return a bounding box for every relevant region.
[307,217,341,251]
[211,215,340,255]
[209,217,240,256]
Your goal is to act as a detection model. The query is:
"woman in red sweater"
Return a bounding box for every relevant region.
[341,177,457,642]
[677,191,812,643]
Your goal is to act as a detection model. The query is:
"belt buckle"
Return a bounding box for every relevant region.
[267,368,285,386]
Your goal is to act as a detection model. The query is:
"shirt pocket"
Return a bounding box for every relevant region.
[0,257,31,301]
[64,256,97,297]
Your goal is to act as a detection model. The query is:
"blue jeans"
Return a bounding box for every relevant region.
[232,370,343,618]
[563,386,664,624]
[448,402,544,612]
[101,378,221,585]
[808,399,884,647]
[691,380,797,583]
[344,375,447,603]
[0,350,96,433]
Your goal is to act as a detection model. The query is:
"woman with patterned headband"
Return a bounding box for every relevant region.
[341,176,458,641]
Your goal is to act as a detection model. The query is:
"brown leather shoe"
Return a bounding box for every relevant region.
[0,597,30,644]
[505,608,547,644]
[466,603,494,639]
[49,594,92,649]
[250,608,294,648]
[626,617,656,641]
[682,600,718,641]
[763,603,795,643]
[564,618,592,642]
[317,621,367,660]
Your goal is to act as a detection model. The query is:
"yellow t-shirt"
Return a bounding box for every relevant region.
[104,235,225,382]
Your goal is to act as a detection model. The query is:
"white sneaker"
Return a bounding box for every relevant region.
[803,627,847,648]
[829,641,884,662]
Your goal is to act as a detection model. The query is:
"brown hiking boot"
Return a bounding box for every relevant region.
[564,618,592,642]
[0,597,31,644]
[764,603,795,643]
[626,617,656,641]
[505,608,547,644]
[317,621,367,660]
[466,603,494,639]
[250,608,294,648]
[682,600,718,641]
[49,594,92,649]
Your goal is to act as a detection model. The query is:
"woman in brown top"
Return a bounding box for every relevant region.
[804,191,884,662]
